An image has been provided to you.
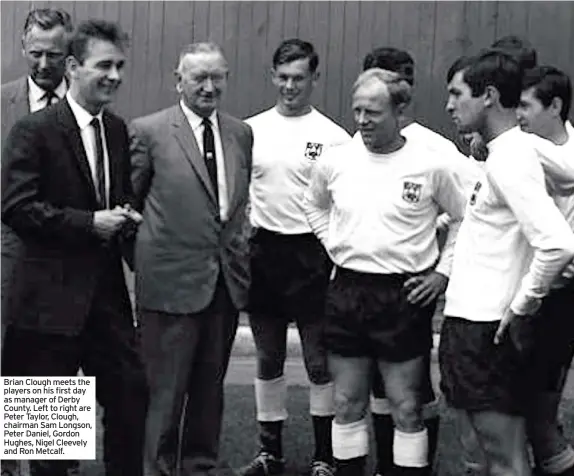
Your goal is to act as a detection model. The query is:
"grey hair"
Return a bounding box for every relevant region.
[352,68,413,108]
[175,42,228,74]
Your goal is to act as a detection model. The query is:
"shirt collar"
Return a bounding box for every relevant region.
[66,92,103,131]
[486,125,520,152]
[179,99,218,131]
[28,77,67,103]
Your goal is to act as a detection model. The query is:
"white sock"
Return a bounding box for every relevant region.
[393,428,429,468]
[254,376,288,422]
[332,419,369,460]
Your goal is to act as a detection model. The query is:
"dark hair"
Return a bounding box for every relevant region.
[23,8,73,36]
[272,39,319,73]
[491,35,537,70]
[449,50,522,109]
[68,19,129,64]
[446,55,474,83]
[362,47,415,85]
[522,66,572,122]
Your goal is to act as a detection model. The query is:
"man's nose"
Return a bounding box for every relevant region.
[356,110,367,125]
[107,65,121,81]
[203,77,215,92]
[38,54,48,70]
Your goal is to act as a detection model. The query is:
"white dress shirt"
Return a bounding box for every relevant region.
[28,77,67,113]
[180,100,229,222]
[66,92,110,208]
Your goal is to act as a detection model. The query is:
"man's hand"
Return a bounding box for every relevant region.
[121,203,143,225]
[494,309,537,354]
[93,207,130,240]
[403,271,448,307]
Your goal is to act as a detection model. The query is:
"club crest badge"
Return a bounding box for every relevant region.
[469,181,482,205]
[304,142,323,161]
[402,181,423,203]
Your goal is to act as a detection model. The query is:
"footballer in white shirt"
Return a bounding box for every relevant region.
[442,50,574,476]
[304,68,468,476]
[239,39,350,476]
[516,65,574,476]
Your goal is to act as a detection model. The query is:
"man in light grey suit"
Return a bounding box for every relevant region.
[129,42,253,476]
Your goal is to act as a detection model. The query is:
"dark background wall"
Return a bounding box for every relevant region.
[2,1,573,138]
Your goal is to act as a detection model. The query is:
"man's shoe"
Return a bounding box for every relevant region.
[310,460,335,476]
[238,451,285,476]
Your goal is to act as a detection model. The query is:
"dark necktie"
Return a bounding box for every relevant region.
[42,90,58,107]
[90,118,107,209]
[202,117,219,203]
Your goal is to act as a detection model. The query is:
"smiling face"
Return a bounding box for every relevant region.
[352,79,401,153]
[67,38,126,114]
[271,57,317,117]
[177,51,228,118]
[22,24,68,92]
[446,70,486,134]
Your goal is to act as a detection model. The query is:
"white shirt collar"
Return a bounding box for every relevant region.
[179,99,218,131]
[28,77,67,103]
[66,92,103,131]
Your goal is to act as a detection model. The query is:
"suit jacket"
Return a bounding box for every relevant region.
[130,104,253,314]
[1,98,135,334]
[2,77,30,260]
[1,76,29,143]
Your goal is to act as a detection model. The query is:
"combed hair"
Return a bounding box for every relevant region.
[363,47,415,86]
[68,19,129,64]
[353,68,413,109]
[446,55,474,83]
[523,66,572,122]
[491,35,537,70]
[272,38,319,73]
[23,8,73,36]
[451,49,522,109]
[176,42,228,74]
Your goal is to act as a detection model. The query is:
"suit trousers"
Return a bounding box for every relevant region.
[140,275,239,476]
[1,262,149,476]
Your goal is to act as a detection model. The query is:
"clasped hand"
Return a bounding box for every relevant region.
[93,204,143,240]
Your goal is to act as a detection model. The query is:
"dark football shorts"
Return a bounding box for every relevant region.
[439,316,530,415]
[528,281,574,394]
[247,228,332,322]
[324,267,435,362]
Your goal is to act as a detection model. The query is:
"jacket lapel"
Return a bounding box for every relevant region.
[11,77,30,119]
[170,105,218,203]
[103,112,121,206]
[218,113,238,217]
[56,99,99,206]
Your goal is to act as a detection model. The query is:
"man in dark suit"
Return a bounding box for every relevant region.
[1,7,72,345]
[1,19,148,476]
[129,42,253,476]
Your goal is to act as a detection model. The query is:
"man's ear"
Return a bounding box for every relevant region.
[549,96,564,118]
[484,85,500,108]
[174,70,182,93]
[65,55,78,79]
